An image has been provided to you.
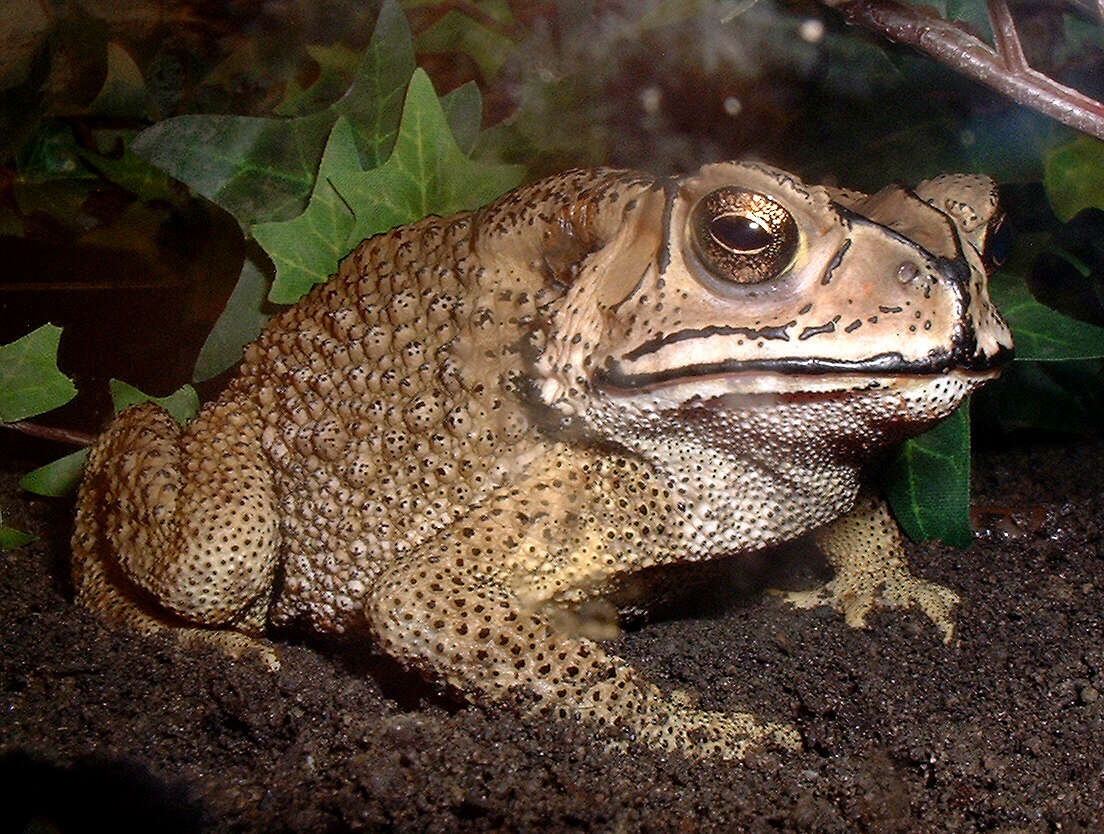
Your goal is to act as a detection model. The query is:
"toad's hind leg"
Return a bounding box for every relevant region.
[71,401,281,663]
[364,460,799,759]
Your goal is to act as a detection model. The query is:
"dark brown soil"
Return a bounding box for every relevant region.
[3,435,1104,833]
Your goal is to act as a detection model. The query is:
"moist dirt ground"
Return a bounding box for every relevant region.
[3,432,1103,833]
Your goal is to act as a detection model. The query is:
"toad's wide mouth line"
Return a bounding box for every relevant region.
[595,346,1014,393]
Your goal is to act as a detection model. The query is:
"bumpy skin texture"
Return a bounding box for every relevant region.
[72,163,1013,759]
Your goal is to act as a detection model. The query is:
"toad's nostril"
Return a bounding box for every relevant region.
[896,262,920,284]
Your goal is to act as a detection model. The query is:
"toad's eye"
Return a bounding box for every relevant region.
[690,187,799,284]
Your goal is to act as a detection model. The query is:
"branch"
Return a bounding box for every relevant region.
[820,0,1104,141]
[2,421,94,447]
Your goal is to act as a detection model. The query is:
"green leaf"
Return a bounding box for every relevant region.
[130,0,415,226]
[12,180,97,234]
[88,42,156,119]
[0,511,35,550]
[13,121,177,206]
[440,81,483,155]
[258,70,524,305]
[990,271,1104,360]
[275,43,365,117]
[253,117,362,304]
[16,122,89,181]
[410,0,519,79]
[108,380,200,423]
[883,407,973,547]
[19,382,198,499]
[943,0,993,40]
[0,324,77,423]
[194,258,275,381]
[133,113,335,225]
[0,527,35,549]
[977,360,1104,435]
[1044,136,1104,222]
[77,143,179,205]
[333,69,525,248]
[342,0,417,169]
[895,0,992,37]
[20,448,89,498]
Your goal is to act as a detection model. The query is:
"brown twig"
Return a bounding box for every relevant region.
[2,421,94,447]
[986,0,1028,73]
[820,0,1104,141]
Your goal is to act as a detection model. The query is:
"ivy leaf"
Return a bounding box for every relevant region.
[0,511,35,550]
[76,143,179,205]
[0,324,77,423]
[275,43,366,117]
[108,380,199,423]
[349,1,418,170]
[20,448,89,498]
[258,70,524,305]
[132,114,333,226]
[941,0,993,40]
[883,407,973,547]
[16,122,90,181]
[194,258,275,381]
[0,528,35,549]
[440,82,483,155]
[410,0,519,79]
[880,261,1104,545]
[130,0,415,227]
[894,0,992,39]
[253,117,362,304]
[990,271,1104,360]
[977,360,1104,435]
[88,42,157,119]
[334,69,525,248]
[20,380,199,499]
[1045,136,1104,222]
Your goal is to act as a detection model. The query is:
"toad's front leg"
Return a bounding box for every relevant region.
[781,489,960,643]
[71,400,282,665]
[364,455,800,760]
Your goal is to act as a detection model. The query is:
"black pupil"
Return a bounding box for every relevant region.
[710,215,771,253]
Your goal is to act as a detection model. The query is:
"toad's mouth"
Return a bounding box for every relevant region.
[594,344,1014,394]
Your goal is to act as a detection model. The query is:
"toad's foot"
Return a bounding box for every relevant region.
[372,563,802,760]
[76,541,281,670]
[75,551,282,669]
[607,692,801,759]
[781,574,959,644]
[779,490,959,644]
[365,484,801,760]
[176,628,282,671]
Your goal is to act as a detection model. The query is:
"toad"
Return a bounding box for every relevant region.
[72,162,1013,758]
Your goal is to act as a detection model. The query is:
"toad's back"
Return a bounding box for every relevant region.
[232,169,656,630]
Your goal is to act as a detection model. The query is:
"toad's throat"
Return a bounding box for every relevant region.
[595,344,1014,392]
